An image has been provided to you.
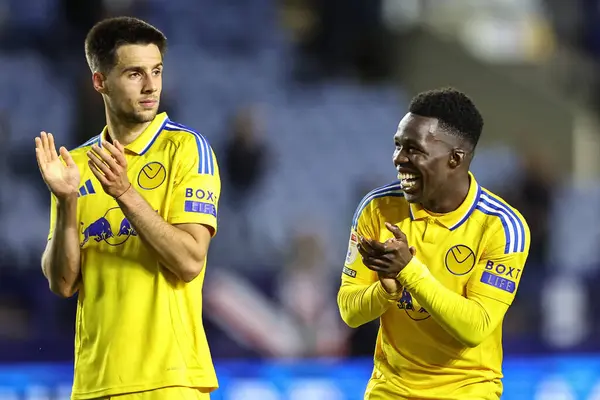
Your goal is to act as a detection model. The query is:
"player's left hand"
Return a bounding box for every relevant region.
[87,140,131,198]
[358,222,414,276]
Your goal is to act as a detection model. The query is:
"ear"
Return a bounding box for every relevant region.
[92,72,107,94]
[449,148,466,169]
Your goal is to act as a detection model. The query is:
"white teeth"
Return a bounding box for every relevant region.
[400,173,418,180]
[401,180,416,189]
[398,172,419,190]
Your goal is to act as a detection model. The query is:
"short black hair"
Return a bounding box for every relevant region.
[408,87,484,148]
[85,17,167,73]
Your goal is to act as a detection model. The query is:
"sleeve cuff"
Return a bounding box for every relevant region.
[169,216,217,234]
[375,280,403,301]
[396,257,431,289]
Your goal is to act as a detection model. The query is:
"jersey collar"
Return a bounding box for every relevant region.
[99,112,169,155]
[408,172,481,231]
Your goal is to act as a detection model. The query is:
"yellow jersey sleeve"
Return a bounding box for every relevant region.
[167,136,221,236]
[342,200,378,285]
[398,257,509,347]
[467,221,531,305]
[48,193,57,241]
[397,214,530,347]
[337,196,400,328]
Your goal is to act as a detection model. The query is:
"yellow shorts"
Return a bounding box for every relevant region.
[101,387,210,400]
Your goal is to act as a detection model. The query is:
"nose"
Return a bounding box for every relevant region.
[393,149,409,165]
[142,75,159,93]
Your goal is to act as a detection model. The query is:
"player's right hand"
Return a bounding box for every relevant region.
[35,131,81,199]
[378,244,416,294]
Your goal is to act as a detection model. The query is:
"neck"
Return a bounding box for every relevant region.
[423,173,471,214]
[105,109,152,146]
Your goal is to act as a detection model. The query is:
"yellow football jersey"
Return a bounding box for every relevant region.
[47,113,220,399]
[338,172,530,400]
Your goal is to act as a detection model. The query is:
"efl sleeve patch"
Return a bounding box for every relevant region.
[168,146,221,233]
[342,266,357,278]
[184,200,217,217]
[345,232,359,265]
[480,271,516,294]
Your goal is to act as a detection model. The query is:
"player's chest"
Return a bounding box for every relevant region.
[76,154,175,249]
[379,218,484,288]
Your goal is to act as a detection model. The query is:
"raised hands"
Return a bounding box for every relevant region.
[35,131,80,200]
[358,222,417,294]
[87,140,131,199]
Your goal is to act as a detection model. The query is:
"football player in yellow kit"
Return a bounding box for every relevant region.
[35,17,219,399]
[338,88,530,400]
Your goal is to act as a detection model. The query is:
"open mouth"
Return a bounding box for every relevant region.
[398,172,421,192]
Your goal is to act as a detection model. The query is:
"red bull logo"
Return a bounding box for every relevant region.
[397,289,430,321]
[80,207,137,247]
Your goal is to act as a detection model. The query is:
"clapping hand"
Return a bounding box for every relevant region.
[87,140,131,199]
[35,131,80,200]
[358,222,416,294]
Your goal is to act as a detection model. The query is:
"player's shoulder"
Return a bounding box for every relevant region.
[351,181,406,228]
[161,118,217,175]
[474,186,530,252]
[475,187,528,228]
[160,118,213,151]
[69,135,101,160]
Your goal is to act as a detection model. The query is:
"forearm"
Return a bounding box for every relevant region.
[116,187,206,282]
[43,196,81,297]
[397,258,507,347]
[337,280,399,328]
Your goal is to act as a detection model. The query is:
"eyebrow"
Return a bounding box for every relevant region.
[122,63,163,73]
[394,134,419,144]
[395,135,427,150]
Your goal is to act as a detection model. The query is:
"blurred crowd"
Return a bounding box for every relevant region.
[0,0,599,363]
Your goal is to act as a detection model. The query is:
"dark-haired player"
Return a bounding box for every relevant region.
[35,17,219,399]
[338,88,529,399]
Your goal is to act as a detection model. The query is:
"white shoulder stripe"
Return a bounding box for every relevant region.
[476,192,526,254]
[351,182,403,229]
[164,122,214,175]
[75,135,100,149]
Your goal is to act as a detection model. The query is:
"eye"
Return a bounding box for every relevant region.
[396,144,418,153]
[152,69,162,76]
[129,72,141,79]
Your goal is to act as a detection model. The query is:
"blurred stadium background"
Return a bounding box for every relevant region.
[1,0,600,399]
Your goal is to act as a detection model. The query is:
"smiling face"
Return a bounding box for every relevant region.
[393,113,469,208]
[93,43,163,125]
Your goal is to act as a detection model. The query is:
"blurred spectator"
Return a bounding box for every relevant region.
[0,298,29,341]
[71,71,106,146]
[221,105,272,239]
[58,0,107,55]
[276,231,350,357]
[0,271,31,341]
[61,0,106,35]
[500,149,555,347]
[505,150,554,265]
[285,0,394,82]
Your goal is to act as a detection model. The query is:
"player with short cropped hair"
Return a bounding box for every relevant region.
[338,88,530,400]
[35,17,219,400]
